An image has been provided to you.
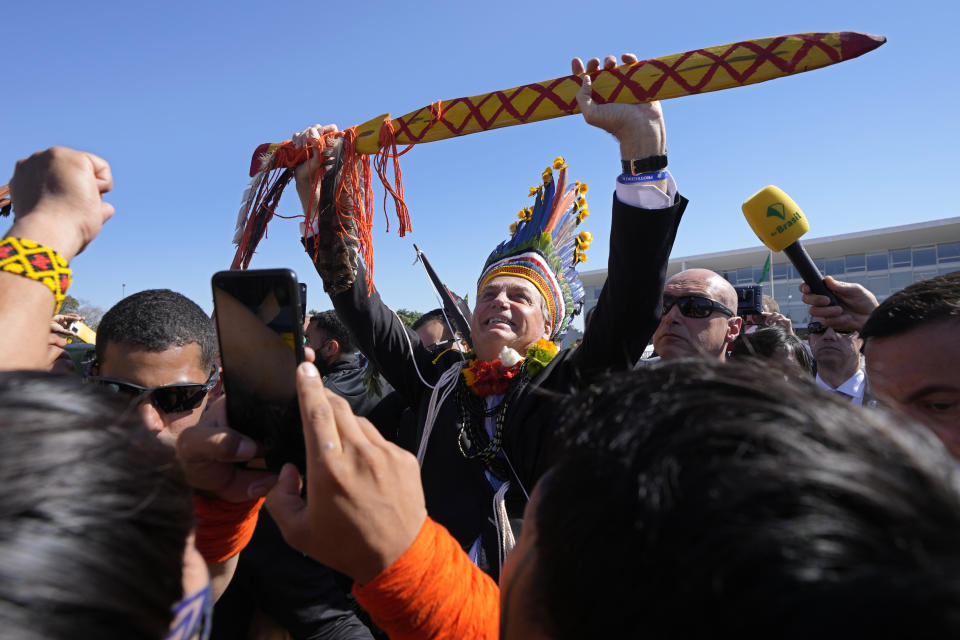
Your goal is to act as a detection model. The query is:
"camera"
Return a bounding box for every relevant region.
[734,284,764,318]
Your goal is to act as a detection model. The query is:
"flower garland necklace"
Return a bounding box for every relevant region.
[461,338,559,396]
[456,339,559,476]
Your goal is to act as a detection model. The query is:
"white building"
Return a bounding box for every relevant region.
[580,217,960,327]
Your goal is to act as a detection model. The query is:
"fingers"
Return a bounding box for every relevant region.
[579,53,634,74]
[355,415,388,447]
[323,389,372,454]
[176,422,259,464]
[264,463,308,548]
[293,124,339,148]
[85,152,113,195]
[304,346,316,363]
[575,72,594,114]
[296,361,341,457]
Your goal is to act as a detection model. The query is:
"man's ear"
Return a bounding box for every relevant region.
[211,366,224,398]
[726,316,742,344]
[541,321,553,341]
[324,338,340,359]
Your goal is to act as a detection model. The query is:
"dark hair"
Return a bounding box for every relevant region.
[0,371,193,638]
[97,289,217,371]
[861,271,960,341]
[532,359,960,639]
[309,310,356,354]
[411,308,446,332]
[730,324,813,375]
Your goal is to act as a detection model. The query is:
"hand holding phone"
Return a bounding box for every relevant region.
[212,269,306,473]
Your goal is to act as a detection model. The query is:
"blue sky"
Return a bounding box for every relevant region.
[3,0,957,322]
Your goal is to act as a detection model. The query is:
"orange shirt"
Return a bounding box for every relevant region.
[353,517,500,640]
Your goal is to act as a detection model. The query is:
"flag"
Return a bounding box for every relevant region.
[755,254,771,284]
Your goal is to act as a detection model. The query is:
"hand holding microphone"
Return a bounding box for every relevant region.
[741,186,839,307]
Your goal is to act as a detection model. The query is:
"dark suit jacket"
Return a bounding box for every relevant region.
[319,192,687,579]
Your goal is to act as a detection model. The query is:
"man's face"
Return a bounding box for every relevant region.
[99,341,212,447]
[470,275,551,362]
[415,319,448,350]
[653,273,740,361]
[808,326,862,373]
[865,320,960,456]
[304,321,327,352]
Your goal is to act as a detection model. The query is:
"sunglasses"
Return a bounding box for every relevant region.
[89,368,219,413]
[661,294,735,319]
[806,322,858,336]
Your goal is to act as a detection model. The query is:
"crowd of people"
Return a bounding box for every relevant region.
[2,53,959,639]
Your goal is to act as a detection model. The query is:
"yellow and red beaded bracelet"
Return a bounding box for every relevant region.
[0,237,72,312]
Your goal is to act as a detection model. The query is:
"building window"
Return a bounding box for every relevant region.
[815,259,826,274]
[845,275,868,288]
[890,248,911,268]
[914,269,938,284]
[938,241,960,263]
[941,264,960,276]
[912,246,936,267]
[866,252,888,271]
[772,264,789,281]
[845,254,865,272]
[737,267,754,284]
[867,275,890,297]
[824,257,845,276]
[889,271,912,292]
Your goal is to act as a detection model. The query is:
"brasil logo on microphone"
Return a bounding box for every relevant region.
[766,203,786,220]
[766,202,803,236]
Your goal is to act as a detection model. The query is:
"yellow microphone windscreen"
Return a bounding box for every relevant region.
[741,185,810,252]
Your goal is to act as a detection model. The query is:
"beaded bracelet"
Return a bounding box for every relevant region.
[0,237,72,312]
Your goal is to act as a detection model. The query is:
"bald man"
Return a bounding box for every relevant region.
[651,269,742,361]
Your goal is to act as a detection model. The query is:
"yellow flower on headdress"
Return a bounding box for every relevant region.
[517,207,533,222]
[542,167,553,184]
[576,207,590,224]
[574,231,593,265]
[552,157,567,170]
[509,221,518,235]
[577,181,589,195]
[529,186,539,197]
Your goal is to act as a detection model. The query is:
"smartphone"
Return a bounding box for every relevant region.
[212,269,306,473]
[68,321,97,344]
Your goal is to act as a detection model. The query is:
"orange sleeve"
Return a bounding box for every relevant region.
[352,517,499,640]
[192,494,265,564]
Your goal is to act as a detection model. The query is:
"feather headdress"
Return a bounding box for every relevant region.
[478,158,592,339]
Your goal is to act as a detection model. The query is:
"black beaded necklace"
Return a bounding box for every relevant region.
[456,361,530,480]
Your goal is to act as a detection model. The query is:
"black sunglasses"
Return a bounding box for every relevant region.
[89,368,219,413]
[807,322,858,336]
[661,294,735,319]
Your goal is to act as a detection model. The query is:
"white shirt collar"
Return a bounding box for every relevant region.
[816,368,866,405]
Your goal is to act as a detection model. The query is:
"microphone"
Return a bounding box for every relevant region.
[741,185,839,306]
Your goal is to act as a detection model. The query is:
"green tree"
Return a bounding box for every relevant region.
[394,308,422,328]
[60,295,80,314]
[77,300,105,330]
